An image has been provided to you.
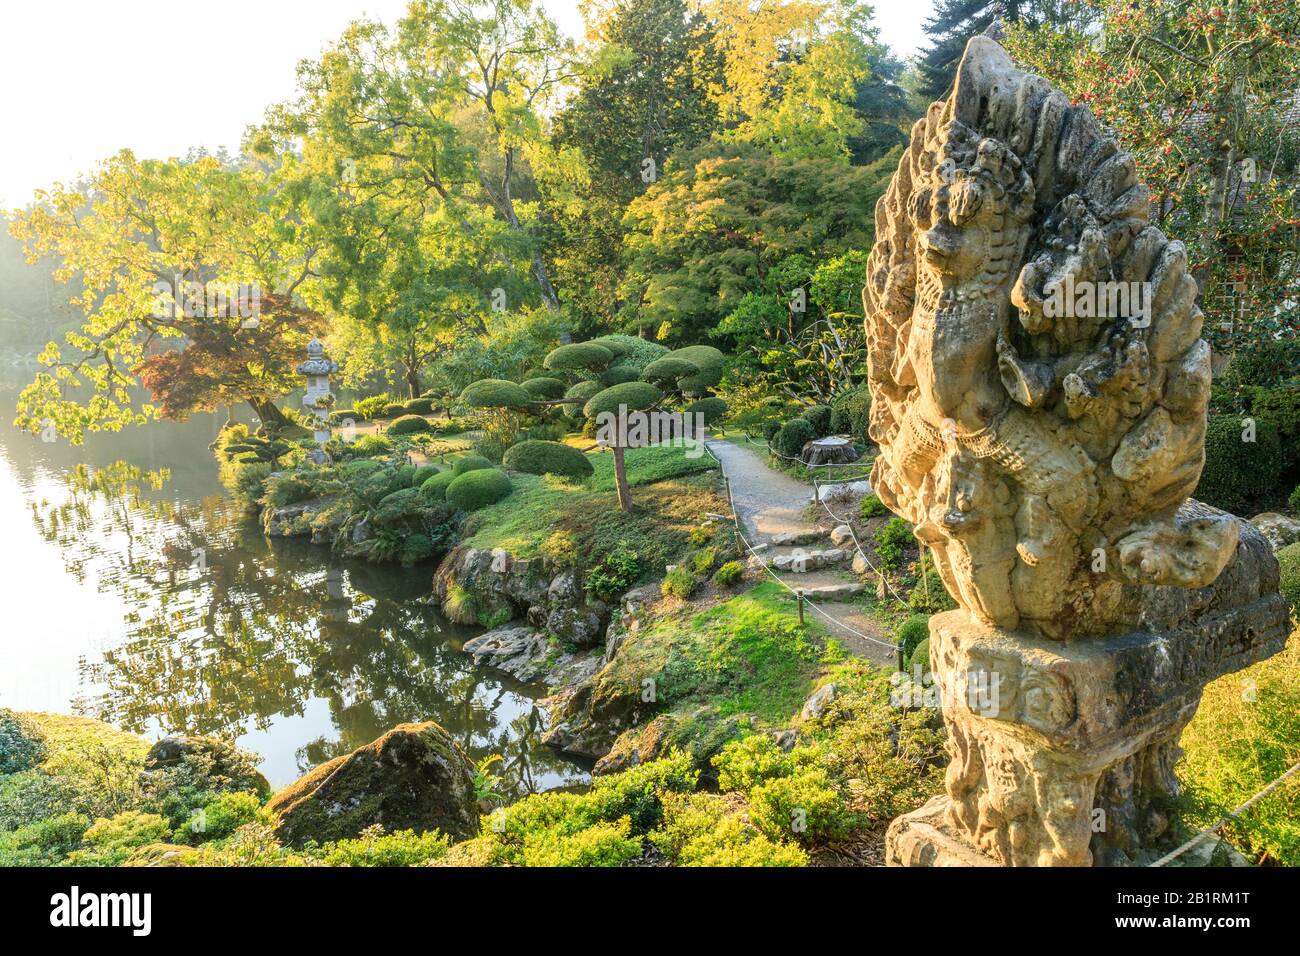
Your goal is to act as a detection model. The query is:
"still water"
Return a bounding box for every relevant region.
[0,378,589,794]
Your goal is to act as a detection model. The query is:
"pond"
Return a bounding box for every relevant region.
[0,377,590,795]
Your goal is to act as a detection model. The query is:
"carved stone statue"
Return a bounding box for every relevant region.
[867,37,1290,866]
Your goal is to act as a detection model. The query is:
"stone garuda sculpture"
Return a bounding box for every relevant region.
[866,37,1290,866]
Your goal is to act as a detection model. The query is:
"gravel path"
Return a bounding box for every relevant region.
[706,439,816,543]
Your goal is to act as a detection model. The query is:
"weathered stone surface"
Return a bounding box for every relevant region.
[266,722,478,847]
[262,496,337,538]
[817,480,871,502]
[1250,512,1300,552]
[462,625,553,683]
[867,36,1290,867]
[800,684,838,721]
[830,524,854,546]
[768,529,827,547]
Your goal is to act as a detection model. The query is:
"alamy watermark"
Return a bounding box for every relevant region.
[151,276,261,327]
[593,406,708,459]
[1043,274,1152,329]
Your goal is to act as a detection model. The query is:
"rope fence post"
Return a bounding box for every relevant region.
[797,588,805,624]
[895,638,905,673]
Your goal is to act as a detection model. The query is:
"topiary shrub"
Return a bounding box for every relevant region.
[420,471,458,501]
[445,469,513,511]
[684,397,728,426]
[583,382,664,419]
[373,488,423,525]
[1196,415,1284,515]
[388,414,433,436]
[520,377,567,400]
[502,440,594,480]
[461,378,533,410]
[586,334,670,372]
[1250,384,1300,473]
[661,566,697,599]
[382,403,407,418]
[562,380,604,414]
[329,408,361,425]
[773,418,815,459]
[896,615,931,664]
[403,397,435,415]
[602,363,640,386]
[713,560,744,587]
[453,454,494,476]
[909,636,932,676]
[544,342,615,373]
[354,394,392,420]
[801,404,832,437]
[641,355,700,385]
[671,345,725,395]
[335,434,394,459]
[830,386,871,441]
[0,709,47,774]
[410,465,440,487]
[341,458,386,480]
[1278,542,1300,622]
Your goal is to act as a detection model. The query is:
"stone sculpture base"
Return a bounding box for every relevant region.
[886,537,1289,866]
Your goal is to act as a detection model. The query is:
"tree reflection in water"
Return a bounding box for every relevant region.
[30,460,589,795]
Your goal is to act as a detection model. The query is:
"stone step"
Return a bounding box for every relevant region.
[796,582,866,600]
[766,529,830,548]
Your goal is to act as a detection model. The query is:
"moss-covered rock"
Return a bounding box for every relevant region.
[266,722,479,847]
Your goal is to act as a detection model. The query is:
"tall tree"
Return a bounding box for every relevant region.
[8,152,318,442]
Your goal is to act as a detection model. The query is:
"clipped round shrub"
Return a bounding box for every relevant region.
[713,560,744,587]
[411,465,440,487]
[761,419,782,441]
[909,636,932,675]
[586,334,669,371]
[1195,415,1284,515]
[445,468,513,512]
[382,403,407,418]
[521,377,566,400]
[544,342,614,372]
[328,408,360,426]
[373,488,422,524]
[388,414,433,436]
[0,709,47,774]
[453,454,494,476]
[773,418,815,459]
[562,380,604,413]
[602,363,639,385]
[354,394,392,420]
[801,404,833,437]
[1278,542,1300,622]
[403,397,435,415]
[341,458,385,480]
[671,345,725,395]
[830,386,871,441]
[685,397,728,426]
[641,355,699,384]
[896,615,931,664]
[584,381,664,419]
[502,440,594,480]
[661,566,697,600]
[461,378,533,410]
[420,471,458,501]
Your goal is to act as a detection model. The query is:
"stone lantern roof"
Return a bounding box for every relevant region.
[297,338,339,376]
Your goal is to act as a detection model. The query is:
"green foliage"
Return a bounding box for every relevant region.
[713,560,744,587]
[502,440,594,480]
[387,414,433,436]
[908,565,957,613]
[354,394,393,419]
[714,734,795,794]
[544,342,615,373]
[539,531,579,568]
[801,404,832,437]
[1278,544,1300,623]
[691,547,718,577]
[334,434,395,460]
[1222,339,1300,393]
[858,494,887,519]
[651,792,806,866]
[662,566,698,600]
[746,765,855,845]
[684,397,728,426]
[410,465,440,487]
[175,791,263,845]
[520,377,566,400]
[461,379,534,410]
[670,345,726,396]
[0,710,46,774]
[1290,485,1300,513]
[641,355,700,384]
[773,418,814,458]
[908,637,931,675]
[1196,415,1284,515]
[602,363,640,385]
[584,381,664,419]
[896,615,931,663]
[453,454,494,476]
[830,386,871,441]
[873,518,913,572]
[315,825,452,867]
[586,336,670,372]
[402,397,436,415]
[372,488,423,525]
[66,811,172,865]
[445,469,513,512]
[382,403,407,418]
[1178,633,1300,864]
[562,379,604,413]
[1250,385,1300,474]
[585,542,642,598]
[0,812,90,866]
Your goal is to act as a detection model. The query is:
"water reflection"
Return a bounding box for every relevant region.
[2,385,587,794]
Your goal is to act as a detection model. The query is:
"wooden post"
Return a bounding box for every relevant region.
[797,589,805,624]
[896,639,905,672]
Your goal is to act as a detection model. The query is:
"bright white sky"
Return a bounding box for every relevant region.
[0,0,933,208]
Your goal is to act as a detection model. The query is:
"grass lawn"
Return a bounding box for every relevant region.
[730,435,874,484]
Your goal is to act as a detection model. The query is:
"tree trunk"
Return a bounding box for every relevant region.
[612,444,632,513]
[405,367,422,399]
[248,398,290,431]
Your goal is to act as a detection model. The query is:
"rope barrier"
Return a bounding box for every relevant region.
[1148,759,1300,867]
[702,438,898,652]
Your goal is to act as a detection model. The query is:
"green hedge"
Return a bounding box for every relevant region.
[446,468,513,511]
[1195,415,1284,515]
[521,377,567,400]
[684,397,728,426]
[403,397,436,415]
[382,403,407,418]
[584,382,663,419]
[461,379,533,410]
[354,394,392,419]
[801,404,832,437]
[773,418,814,459]
[896,615,930,664]
[831,386,871,442]
[544,342,615,372]
[453,454,494,476]
[502,440,594,480]
[387,414,433,436]
[1279,543,1300,622]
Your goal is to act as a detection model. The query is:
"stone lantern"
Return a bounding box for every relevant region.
[297,338,339,461]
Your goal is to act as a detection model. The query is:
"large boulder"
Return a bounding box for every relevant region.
[266,722,479,847]
[1250,512,1300,552]
[143,735,270,798]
